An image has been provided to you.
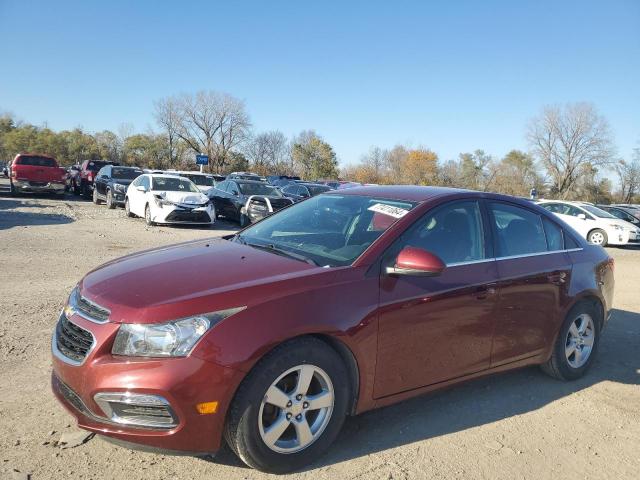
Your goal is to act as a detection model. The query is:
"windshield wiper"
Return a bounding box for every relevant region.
[245,241,319,266]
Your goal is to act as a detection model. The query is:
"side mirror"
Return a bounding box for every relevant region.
[385,247,446,277]
[577,213,587,220]
[136,185,146,192]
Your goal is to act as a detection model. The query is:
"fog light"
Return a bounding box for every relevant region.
[94,392,178,429]
[195,401,218,414]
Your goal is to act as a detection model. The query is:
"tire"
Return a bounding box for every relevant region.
[587,229,608,246]
[106,190,115,209]
[541,301,601,381]
[145,204,155,226]
[239,212,250,228]
[125,198,134,217]
[73,181,80,195]
[92,188,101,205]
[225,337,350,474]
[82,182,91,199]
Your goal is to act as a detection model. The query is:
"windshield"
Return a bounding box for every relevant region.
[307,185,332,196]
[239,183,282,196]
[182,174,214,186]
[151,177,200,193]
[582,205,616,219]
[112,167,142,180]
[237,194,416,267]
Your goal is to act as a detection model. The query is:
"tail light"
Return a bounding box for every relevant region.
[88,173,93,182]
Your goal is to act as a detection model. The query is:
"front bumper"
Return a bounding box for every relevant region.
[51,312,243,454]
[150,203,215,225]
[112,190,127,206]
[13,180,65,193]
[607,229,631,245]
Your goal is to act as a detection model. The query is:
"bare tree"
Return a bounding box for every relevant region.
[244,130,290,174]
[168,91,251,173]
[527,102,615,198]
[616,148,640,203]
[153,97,181,167]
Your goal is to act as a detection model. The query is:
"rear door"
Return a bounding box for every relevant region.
[375,200,499,398]
[488,201,573,366]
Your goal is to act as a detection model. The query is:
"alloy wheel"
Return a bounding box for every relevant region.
[565,313,595,368]
[589,231,605,245]
[258,364,334,454]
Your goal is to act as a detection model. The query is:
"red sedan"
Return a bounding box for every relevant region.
[51,186,614,473]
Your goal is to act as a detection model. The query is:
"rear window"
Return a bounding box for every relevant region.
[87,161,110,171]
[16,156,56,167]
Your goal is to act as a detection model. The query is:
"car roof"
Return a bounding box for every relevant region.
[145,173,191,179]
[232,179,270,185]
[112,165,142,170]
[325,185,476,202]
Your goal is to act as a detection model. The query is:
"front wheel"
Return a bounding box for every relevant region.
[145,204,155,226]
[541,302,601,381]
[125,198,134,217]
[225,337,350,473]
[106,190,115,209]
[92,188,101,204]
[588,229,608,246]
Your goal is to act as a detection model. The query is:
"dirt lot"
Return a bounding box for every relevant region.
[1,186,639,480]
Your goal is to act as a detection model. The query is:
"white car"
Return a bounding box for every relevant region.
[125,174,215,226]
[537,200,640,246]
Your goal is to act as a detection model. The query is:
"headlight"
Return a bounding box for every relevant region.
[154,195,174,207]
[113,183,126,193]
[111,307,245,357]
[609,224,623,231]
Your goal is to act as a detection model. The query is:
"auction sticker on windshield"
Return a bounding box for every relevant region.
[368,203,410,219]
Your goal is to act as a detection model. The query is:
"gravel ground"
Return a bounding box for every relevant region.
[1,186,639,480]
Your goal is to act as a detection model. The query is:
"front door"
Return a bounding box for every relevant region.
[374,200,498,398]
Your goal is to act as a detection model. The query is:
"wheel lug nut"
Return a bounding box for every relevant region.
[296,414,302,421]
[286,413,292,420]
[303,402,309,409]
[286,400,292,407]
[296,394,302,401]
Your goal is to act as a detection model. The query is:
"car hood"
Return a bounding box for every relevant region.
[154,190,209,204]
[79,238,319,324]
[605,218,638,231]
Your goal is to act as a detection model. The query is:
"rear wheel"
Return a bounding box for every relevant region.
[225,337,349,473]
[82,182,91,199]
[588,229,607,246]
[541,302,601,381]
[92,188,101,204]
[106,190,115,209]
[145,204,155,226]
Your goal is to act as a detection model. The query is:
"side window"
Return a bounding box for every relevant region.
[131,176,141,187]
[229,182,240,195]
[217,181,228,192]
[542,217,564,251]
[283,185,295,194]
[490,203,547,257]
[141,176,150,190]
[402,201,485,265]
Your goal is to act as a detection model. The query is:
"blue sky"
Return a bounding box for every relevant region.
[0,0,638,167]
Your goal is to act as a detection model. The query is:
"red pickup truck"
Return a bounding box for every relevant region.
[9,153,67,196]
[71,160,119,197]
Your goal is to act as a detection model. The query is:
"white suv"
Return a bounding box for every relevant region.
[537,200,639,246]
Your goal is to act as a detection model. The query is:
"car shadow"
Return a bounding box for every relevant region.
[0,197,74,230]
[204,307,639,471]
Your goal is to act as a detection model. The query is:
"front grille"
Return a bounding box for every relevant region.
[74,288,110,322]
[165,210,211,222]
[55,313,94,363]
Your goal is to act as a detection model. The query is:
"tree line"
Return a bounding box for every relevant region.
[1,95,638,203]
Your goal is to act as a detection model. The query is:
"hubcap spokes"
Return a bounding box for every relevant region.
[565,314,595,368]
[259,364,334,454]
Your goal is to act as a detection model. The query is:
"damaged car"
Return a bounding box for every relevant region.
[209,179,293,226]
[125,174,215,226]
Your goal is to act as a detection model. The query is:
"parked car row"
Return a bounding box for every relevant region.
[537,200,640,247]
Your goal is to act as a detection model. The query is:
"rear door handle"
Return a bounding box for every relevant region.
[474,285,496,300]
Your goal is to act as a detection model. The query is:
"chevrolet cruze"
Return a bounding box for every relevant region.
[51,186,614,473]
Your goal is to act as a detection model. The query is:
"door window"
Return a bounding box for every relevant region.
[542,217,564,251]
[401,201,485,265]
[490,203,547,257]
